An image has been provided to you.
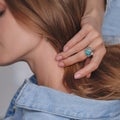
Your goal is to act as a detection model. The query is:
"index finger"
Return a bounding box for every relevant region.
[63,27,89,52]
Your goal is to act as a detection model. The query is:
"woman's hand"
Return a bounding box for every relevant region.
[55,23,106,79]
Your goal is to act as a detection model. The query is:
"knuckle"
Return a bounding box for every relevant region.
[103,48,107,55]
[80,70,86,76]
[96,39,104,48]
[84,24,93,31]
[94,31,100,37]
[98,39,104,46]
[83,69,89,75]
[76,53,83,61]
[92,63,99,70]
[76,55,81,61]
[89,31,100,39]
[62,52,71,58]
[64,59,73,66]
[62,55,68,59]
[66,43,72,48]
[100,39,104,44]
[100,46,106,55]
[101,41,105,45]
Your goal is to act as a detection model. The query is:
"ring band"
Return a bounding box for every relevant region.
[84,47,94,57]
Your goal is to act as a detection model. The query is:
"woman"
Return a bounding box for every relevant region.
[0,0,120,119]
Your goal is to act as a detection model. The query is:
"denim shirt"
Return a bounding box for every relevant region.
[102,0,120,36]
[4,75,120,120]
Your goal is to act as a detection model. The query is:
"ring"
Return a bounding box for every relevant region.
[84,47,94,57]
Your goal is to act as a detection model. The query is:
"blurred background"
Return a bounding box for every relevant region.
[0,62,33,118]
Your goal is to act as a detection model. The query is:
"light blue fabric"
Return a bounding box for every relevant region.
[102,0,120,36]
[4,76,120,120]
[102,36,120,45]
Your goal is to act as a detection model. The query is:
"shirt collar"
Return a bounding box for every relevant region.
[15,76,120,119]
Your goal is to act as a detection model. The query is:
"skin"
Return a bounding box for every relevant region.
[0,0,41,65]
[56,0,106,79]
[0,0,69,93]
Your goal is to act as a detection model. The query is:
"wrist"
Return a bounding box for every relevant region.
[82,9,104,33]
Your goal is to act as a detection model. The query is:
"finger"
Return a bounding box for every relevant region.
[84,58,91,66]
[63,27,89,52]
[88,37,104,52]
[58,50,87,67]
[84,58,91,78]
[74,48,106,79]
[63,25,96,52]
[86,73,91,78]
[58,37,101,67]
[56,31,99,61]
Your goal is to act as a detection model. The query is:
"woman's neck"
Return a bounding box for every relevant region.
[25,39,71,93]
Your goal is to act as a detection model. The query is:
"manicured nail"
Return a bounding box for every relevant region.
[63,46,69,52]
[74,73,81,79]
[58,62,64,67]
[56,55,63,61]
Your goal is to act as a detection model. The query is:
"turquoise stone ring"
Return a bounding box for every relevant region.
[84,47,94,57]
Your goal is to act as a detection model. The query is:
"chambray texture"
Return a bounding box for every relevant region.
[4,75,120,120]
[102,0,120,36]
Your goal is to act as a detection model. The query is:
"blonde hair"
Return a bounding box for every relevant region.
[5,0,120,100]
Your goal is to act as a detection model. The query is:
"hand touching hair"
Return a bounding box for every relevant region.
[5,0,120,100]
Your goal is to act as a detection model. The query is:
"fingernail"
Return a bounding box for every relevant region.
[58,62,64,67]
[56,55,63,61]
[63,46,69,52]
[74,73,81,79]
